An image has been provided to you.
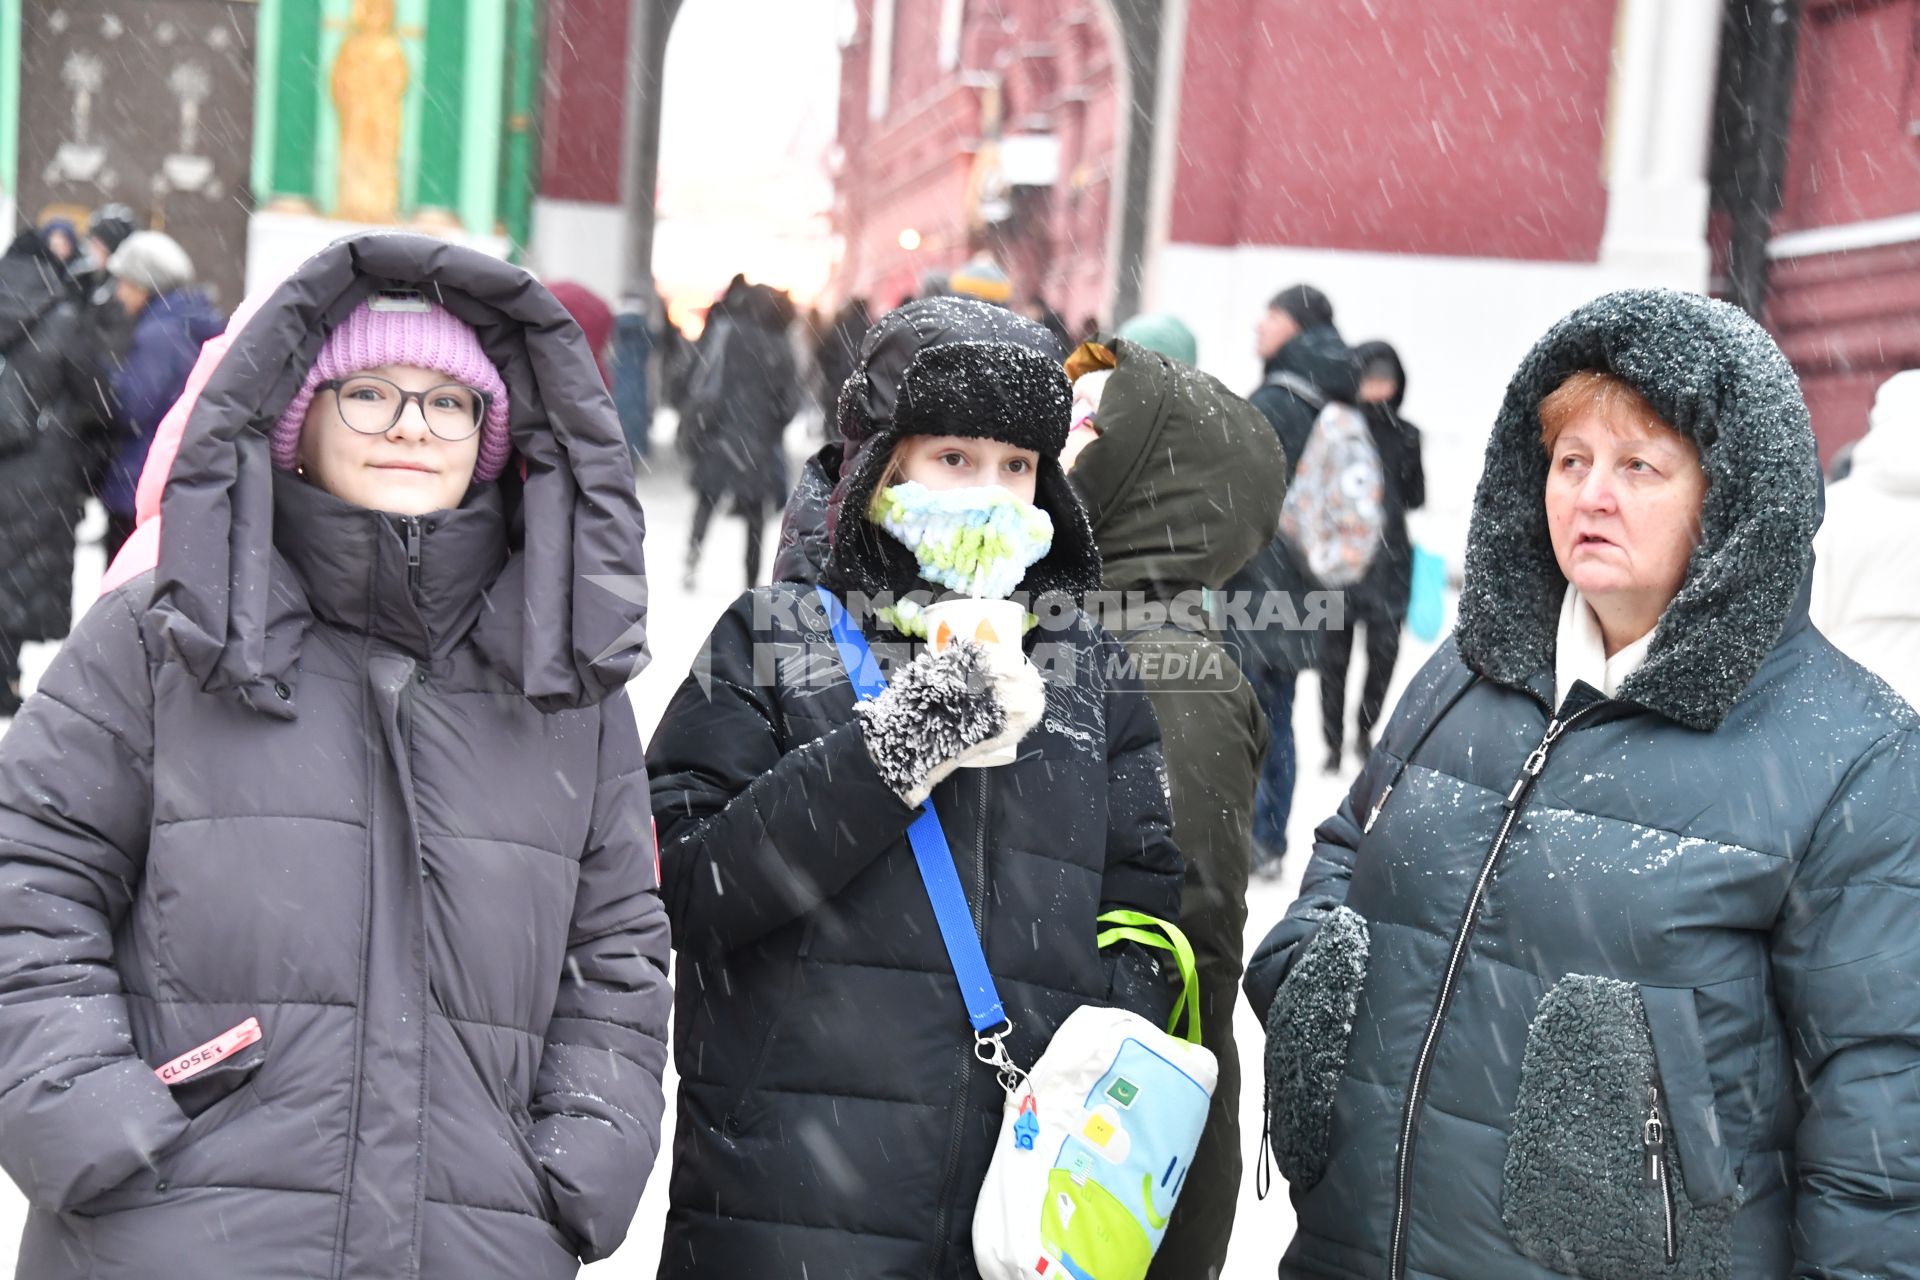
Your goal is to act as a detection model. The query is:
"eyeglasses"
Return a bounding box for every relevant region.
[319,375,489,441]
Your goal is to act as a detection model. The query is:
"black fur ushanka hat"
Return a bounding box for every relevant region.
[823,301,1101,603]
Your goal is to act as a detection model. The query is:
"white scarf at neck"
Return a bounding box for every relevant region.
[1554,586,1656,707]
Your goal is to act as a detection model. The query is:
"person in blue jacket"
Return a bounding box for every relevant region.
[101,232,224,554]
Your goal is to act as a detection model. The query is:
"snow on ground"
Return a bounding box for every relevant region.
[0,415,1447,1277]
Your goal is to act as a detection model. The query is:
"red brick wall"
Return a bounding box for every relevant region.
[1170,0,1614,260]
[833,0,1123,322]
[541,0,629,204]
[1765,0,1920,460]
[1776,0,1920,233]
[1037,9,1119,325]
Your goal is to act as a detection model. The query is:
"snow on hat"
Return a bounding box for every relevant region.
[107,231,195,297]
[893,340,1071,457]
[271,297,513,484]
[824,311,1100,603]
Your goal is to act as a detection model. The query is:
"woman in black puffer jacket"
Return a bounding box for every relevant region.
[1248,290,1920,1280]
[649,300,1184,1278]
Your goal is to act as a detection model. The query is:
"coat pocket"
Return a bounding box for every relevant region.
[720,920,815,1139]
[134,1004,270,1123]
[1502,975,1740,1280]
[507,1098,565,1227]
[1262,905,1369,1190]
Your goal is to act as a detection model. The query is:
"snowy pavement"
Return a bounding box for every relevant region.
[0,421,1448,1277]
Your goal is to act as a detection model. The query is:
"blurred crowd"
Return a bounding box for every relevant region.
[0,209,222,715]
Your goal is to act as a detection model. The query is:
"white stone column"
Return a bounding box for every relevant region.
[1599,0,1726,288]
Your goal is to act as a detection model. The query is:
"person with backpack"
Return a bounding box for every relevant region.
[647,304,1184,1278]
[1225,284,1363,878]
[1318,340,1426,767]
[0,229,108,718]
[0,233,669,1277]
[1246,290,1920,1279]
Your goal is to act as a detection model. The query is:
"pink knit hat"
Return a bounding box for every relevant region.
[271,298,513,483]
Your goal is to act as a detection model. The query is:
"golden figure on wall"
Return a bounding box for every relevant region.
[332,0,409,223]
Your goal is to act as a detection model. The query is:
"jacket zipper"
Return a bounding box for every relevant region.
[402,516,423,593]
[925,773,993,1278]
[1362,674,1479,836]
[1388,704,1599,1279]
[1646,1081,1678,1265]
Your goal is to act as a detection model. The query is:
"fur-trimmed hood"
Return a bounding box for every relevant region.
[1455,288,1821,730]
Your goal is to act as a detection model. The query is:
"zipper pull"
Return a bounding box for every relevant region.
[403,516,422,587]
[1503,718,1561,809]
[1643,1082,1666,1184]
[1364,782,1395,835]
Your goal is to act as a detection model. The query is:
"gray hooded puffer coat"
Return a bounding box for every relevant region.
[1246,290,1920,1280]
[0,234,669,1278]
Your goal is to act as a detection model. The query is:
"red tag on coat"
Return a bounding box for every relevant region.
[154,1017,262,1087]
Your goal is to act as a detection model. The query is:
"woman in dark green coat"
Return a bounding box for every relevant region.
[1247,290,1920,1280]
[1064,335,1287,1278]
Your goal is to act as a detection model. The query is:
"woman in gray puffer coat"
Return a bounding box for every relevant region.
[1247,290,1920,1280]
[0,234,670,1279]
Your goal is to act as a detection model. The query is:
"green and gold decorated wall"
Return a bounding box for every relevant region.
[250,0,539,245]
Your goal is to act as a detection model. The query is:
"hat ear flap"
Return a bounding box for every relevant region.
[836,371,872,443]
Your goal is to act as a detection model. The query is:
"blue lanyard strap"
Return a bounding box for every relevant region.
[815,586,1008,1036]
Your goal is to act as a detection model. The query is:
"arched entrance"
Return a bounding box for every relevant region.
[613,0,1177,325]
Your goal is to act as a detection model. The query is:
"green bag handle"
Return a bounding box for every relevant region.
[1096,910,1203,1046]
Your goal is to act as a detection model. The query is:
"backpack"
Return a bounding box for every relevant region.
[675,317,732,462]
[1269,371,1386,588]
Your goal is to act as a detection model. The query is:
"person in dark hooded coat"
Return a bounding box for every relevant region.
[1063,336,1287,1279]
[1317,339,1425,765]
[1225,284,1361,877]
[647,298,1184,1279]
[681,281,801,589]
[0,233,669,1278]
[770,295,1064,587]
[0,229,109,716]
[1245,289,1920,1280]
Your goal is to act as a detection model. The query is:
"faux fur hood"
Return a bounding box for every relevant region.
[1455,289,1822,731]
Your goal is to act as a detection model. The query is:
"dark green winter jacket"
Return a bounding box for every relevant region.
[1068,336,1287,1272]
[1245,290,1920,1280]
[1068,334,1283,987]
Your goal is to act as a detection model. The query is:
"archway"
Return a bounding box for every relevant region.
[614,0,1176,325]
